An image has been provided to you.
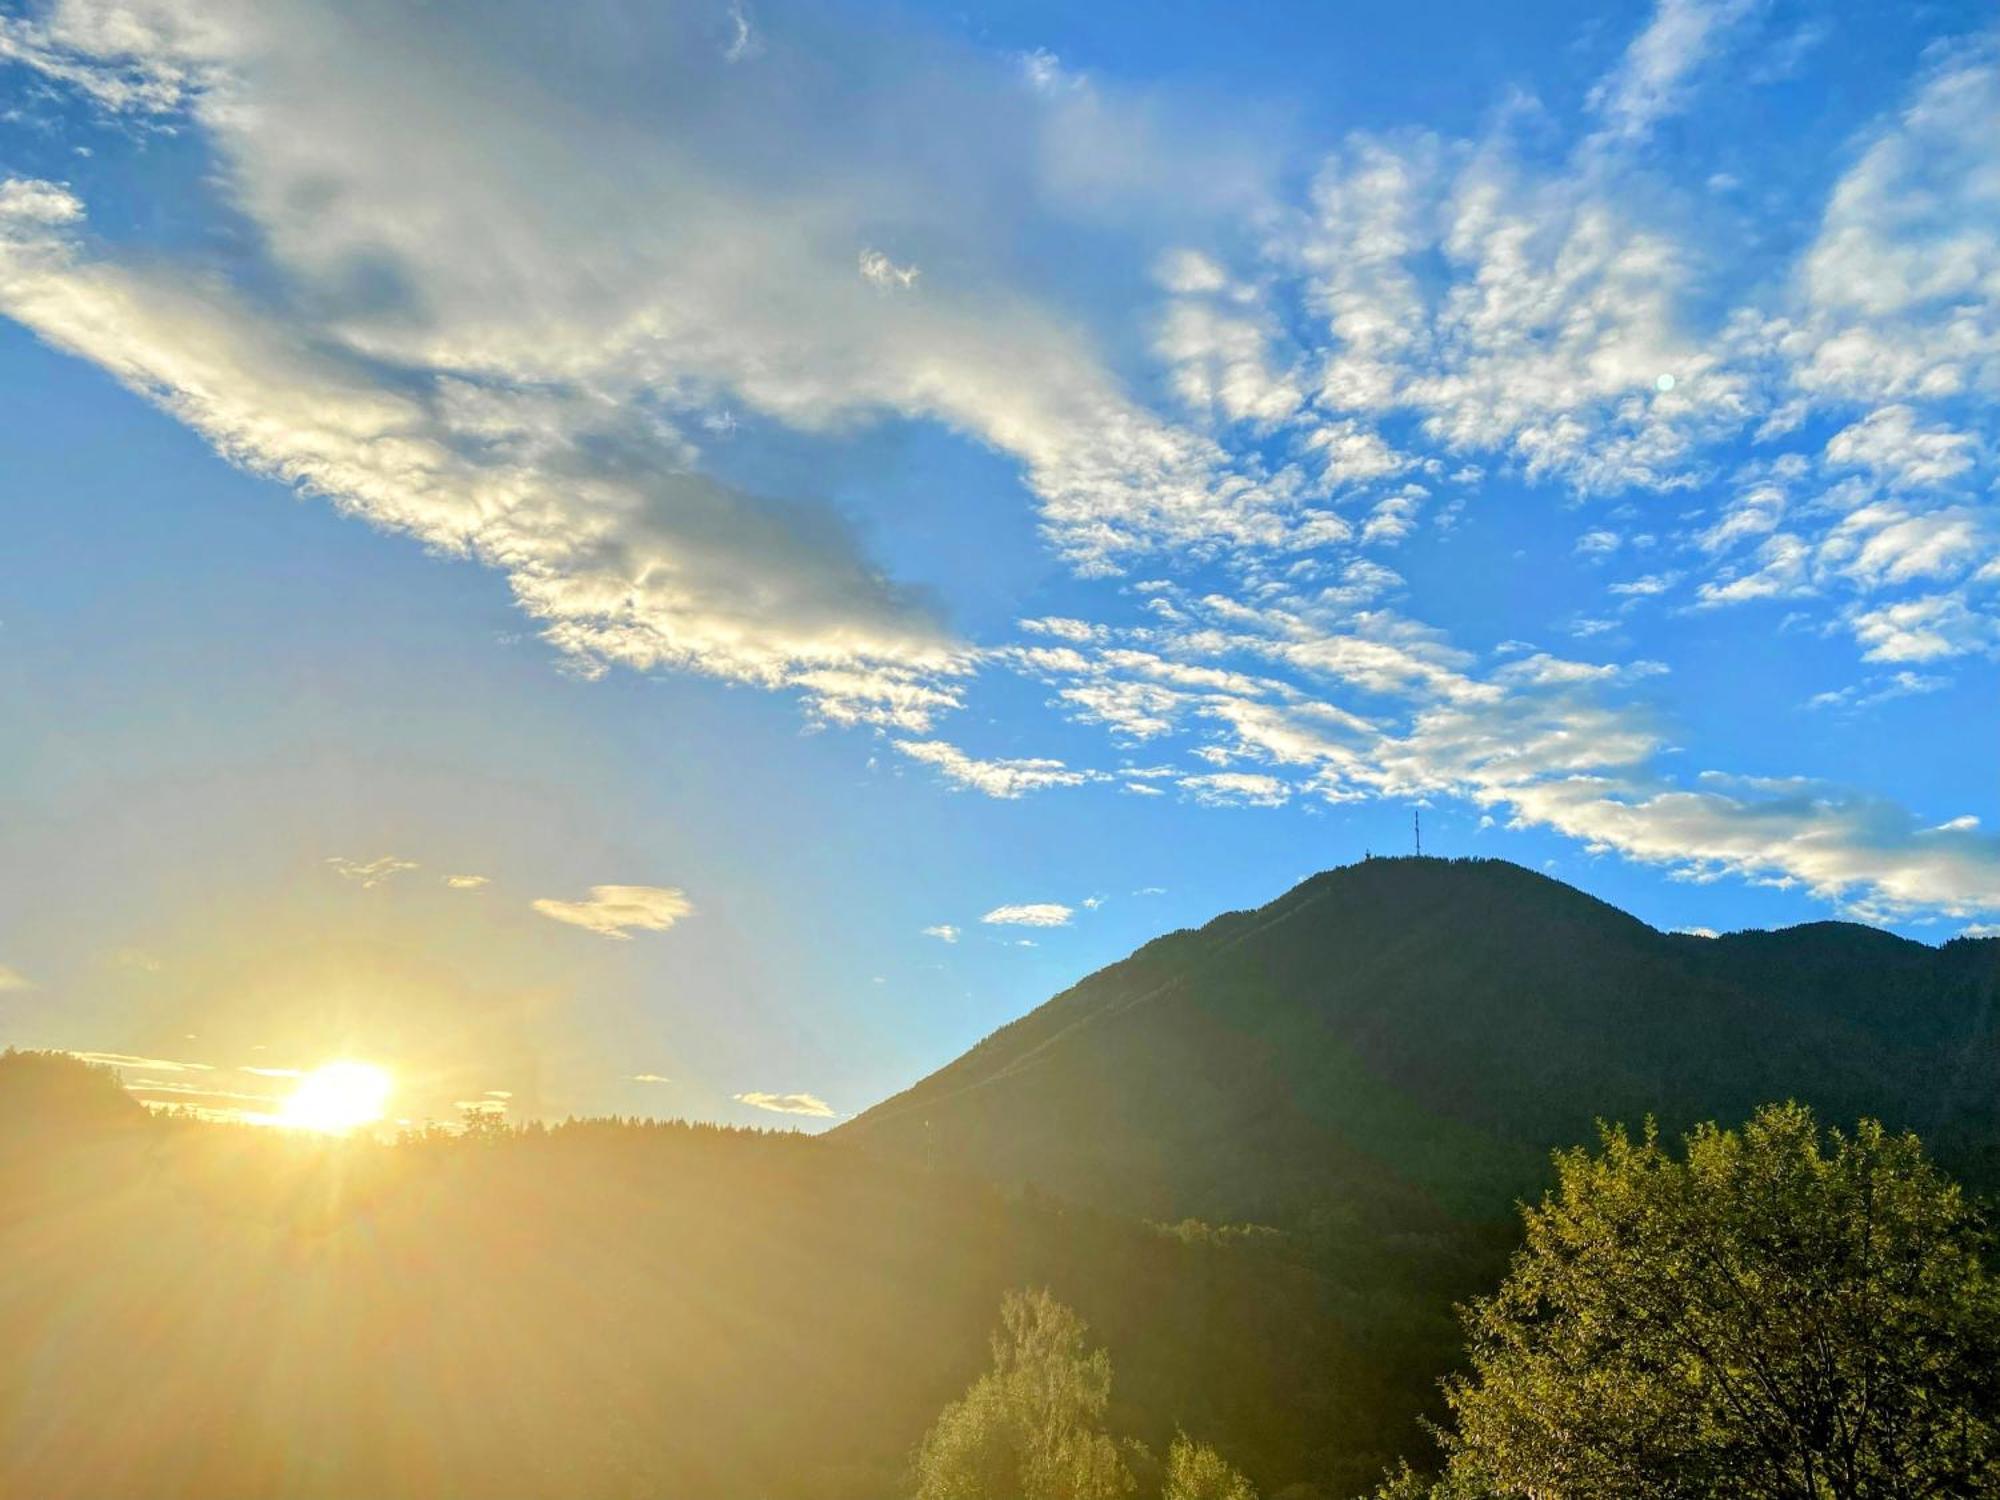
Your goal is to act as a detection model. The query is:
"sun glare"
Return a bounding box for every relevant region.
[277,1061,393,1135]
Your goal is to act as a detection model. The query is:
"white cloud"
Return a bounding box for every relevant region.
[1179,771,1291,807]
[1824,406,1978,490]
[1805,670,1948,712]
[531,884,693,939]
[1785,46,2000,404]
[980,903,1074,927]
[1848,593,2000,663]
[893,739,1103,798]
[1587,0,1764,143]
[443,873,490,890]
[921,924,960,943]
[325,855,418,888]
[734,1090,839,1118]
[858,248,920,290]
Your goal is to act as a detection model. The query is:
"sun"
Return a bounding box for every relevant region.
[277,1061,393,1134]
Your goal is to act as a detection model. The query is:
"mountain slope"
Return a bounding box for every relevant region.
[838,858,2000,1228]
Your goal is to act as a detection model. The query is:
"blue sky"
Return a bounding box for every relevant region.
[1,0,1996,1129]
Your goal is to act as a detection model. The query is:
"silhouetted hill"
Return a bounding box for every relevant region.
[839,858,2000,1227]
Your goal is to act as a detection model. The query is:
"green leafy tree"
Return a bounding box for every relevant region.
[1163,1433,1257,1500]
[1394,1102,2000,1499]
[913,1289,1137,1500]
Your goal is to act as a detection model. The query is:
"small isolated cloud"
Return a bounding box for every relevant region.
[734,1090,839,1118]
[1674,925,1721,939]
[859,248,920,290]
[1134,886,1167,896]
[532,884,693,939]
[443,874,491,890]
[722,0,763,62]
[631,1073,672,1084]
[981,903,1074,927]
[0,963,34,993]
[922,924,960,943]
[326,855,419,888]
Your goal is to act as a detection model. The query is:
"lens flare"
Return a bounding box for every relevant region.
[278,1061,392,1134]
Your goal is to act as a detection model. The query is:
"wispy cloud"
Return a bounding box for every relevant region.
[921,924,960,943]
[0,963,34,993]
[893,740,1104,798]
[734,1091,839,1119]
[631,1073,672,1084]
[326,856,418,888]
[443,874,490,890]
[531,885,693,940]
[66,1050,212,1073]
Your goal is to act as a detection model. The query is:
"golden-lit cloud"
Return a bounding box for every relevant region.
[0,963,34,992]
[531,884,692,940]
[444,874,491,890]
[734,1091,840,1118]
[67,1050,213,1073]
[326,855,419,888]
[631,1073,672,1084]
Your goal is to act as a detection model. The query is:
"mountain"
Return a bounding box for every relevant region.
[838,857,2000,1230]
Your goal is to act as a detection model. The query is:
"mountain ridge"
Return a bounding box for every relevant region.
[838,857,2000,1227]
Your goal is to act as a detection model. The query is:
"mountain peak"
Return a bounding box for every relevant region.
[842,862,2000,1226]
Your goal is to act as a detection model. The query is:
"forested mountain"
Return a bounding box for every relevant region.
[6,859,1999,1500]
[840,857,2000,1228]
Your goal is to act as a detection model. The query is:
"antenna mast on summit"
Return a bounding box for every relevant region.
[1414,808,1422,857]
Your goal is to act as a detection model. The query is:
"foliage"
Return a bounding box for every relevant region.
[1163,1433,1258,1500]
[1405,1102,2000,1500]
[913,1289,1136,1500]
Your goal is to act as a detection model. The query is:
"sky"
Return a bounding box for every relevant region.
[1,0,1996,1131]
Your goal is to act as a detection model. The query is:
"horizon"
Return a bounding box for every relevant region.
[4,0,1998,1136]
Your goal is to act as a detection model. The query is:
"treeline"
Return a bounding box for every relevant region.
[0,1052,1385,1499]
[6,1050,1997,1498]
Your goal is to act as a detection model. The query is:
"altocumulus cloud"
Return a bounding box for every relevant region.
[531,885,693,940]
[734,1091,839,1119]
[981,903,1074,927]
[1,0,1998,924]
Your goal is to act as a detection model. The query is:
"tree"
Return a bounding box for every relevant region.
[913,1289,1136,1500]
[1163,1433,1257,1500]
[1395,1102,2000,1499]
